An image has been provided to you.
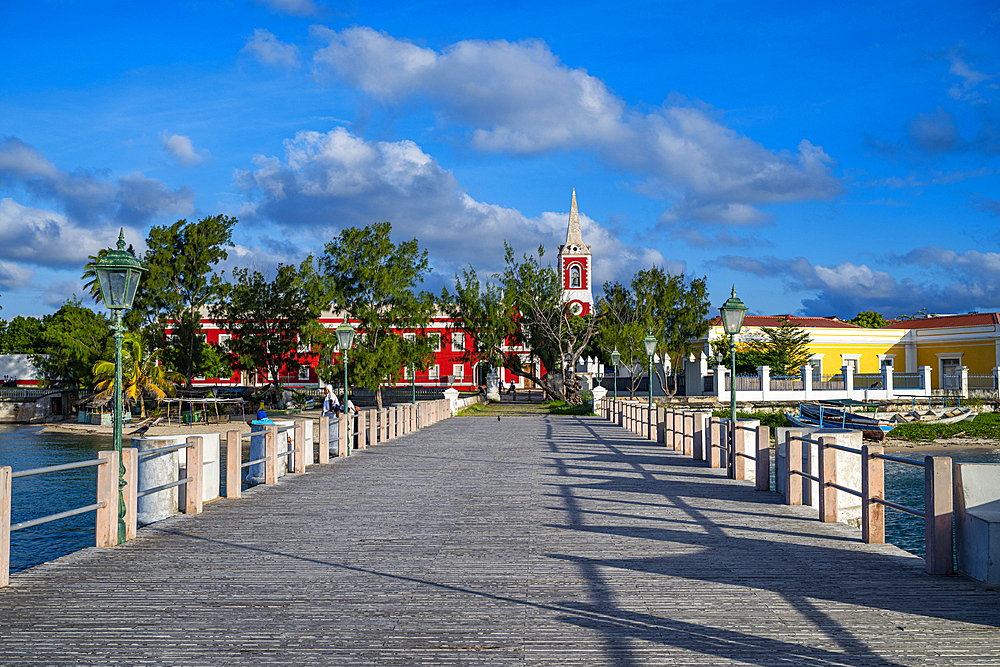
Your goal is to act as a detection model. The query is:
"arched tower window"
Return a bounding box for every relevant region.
[570,265,581,288]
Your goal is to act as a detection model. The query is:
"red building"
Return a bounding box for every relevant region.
[178,191,594,392]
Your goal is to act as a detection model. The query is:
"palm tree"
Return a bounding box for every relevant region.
[92,332,184,418]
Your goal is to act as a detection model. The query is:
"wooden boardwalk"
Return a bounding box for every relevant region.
[1,414,998,665]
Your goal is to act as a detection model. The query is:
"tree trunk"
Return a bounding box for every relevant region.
[376,385,383,411]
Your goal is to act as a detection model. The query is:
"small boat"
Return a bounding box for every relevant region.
[886,407,974,425]
[787,401,896,441]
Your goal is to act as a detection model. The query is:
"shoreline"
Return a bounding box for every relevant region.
[39,408,325,439]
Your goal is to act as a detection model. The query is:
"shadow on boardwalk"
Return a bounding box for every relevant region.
[0,415,997,665]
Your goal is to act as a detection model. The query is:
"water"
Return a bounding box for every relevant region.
[0,425,112,574]
[882,447,1000,559]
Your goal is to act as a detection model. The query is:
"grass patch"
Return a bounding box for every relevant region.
[711,409,789,430]
[456,402,494,416]
[544,401,595,416]
[888,413,1000,441]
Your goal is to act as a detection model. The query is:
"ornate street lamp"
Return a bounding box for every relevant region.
[719,285,748,479]
[610,348,620,402]
[643,333,657,409]
[93,229,146,545]
[335,322,355,408]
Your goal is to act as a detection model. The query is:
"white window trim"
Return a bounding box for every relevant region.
[297,366,311,381]
[841,354,861,373]
[877,354,895,369]
[452,363,465,379]
[936,353,964,380]
[431,333,441,351]
[429,364,439,380]
[452,333,465,352]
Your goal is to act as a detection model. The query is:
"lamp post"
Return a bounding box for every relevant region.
[611,348,620,402]
[335,322,355,408]
[643,333,657,410]
[93,229,146,545]
[719,285,748,479]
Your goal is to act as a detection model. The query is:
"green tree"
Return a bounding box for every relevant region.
[320,222,435,410]
[211,263,318,397]
[0,315,44,354]
[31,299,112,387]
[596,281,648,398]
[442,243,598,404]
[634,268,711,397]
[92,332,184,417]
[849,311,887,328]
[137,215,238,385]
[758,317,812,375]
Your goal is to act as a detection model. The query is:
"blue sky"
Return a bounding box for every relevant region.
[1,0,998,319]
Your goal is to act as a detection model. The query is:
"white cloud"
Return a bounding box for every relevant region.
[160,132,208,167]
[253,0,320,17]
[0,260,33,291]
[0,136,195,226]
[241,28,301,70]
[718,248,1000,317]
[0,198,144,268]
[310,27,842,227]
[234,127,666,287]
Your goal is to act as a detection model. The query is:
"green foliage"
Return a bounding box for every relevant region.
[888,413,1000,441]
[442,243,598,403]
[0,315,44,354]
[31,299,112,387]
[597,268,710,398]
[757,317,812,375]
[321,222,436,409]
[706,332,771,375]
[710,409,789,430]
[138,215,238,385]
[544,400,595,416]
[92,332,184,417]
[211,263,317,390]
[849,311,887,328]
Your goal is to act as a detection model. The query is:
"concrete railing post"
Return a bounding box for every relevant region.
[123,447,138,541]
[734,423,747,480]
[759,365,770,401]
[683,412,693,456]
[0,466,9,587]
[709,420,723,468]
[368,410,377,446]
[266,425,278,483]
[884,364,894,398]
[861,445,884,543]
[226,430,242,497]
[784,430,802,505]
[96,450,119,547]
[755,426,770,491]
[184,436,204,514]
[818,436,838,522]
[925,455,954,575]
[959,366,970,399]
[356,411,367,450]
[648,405,656,441]
[803,364,813,400]
[692,413,707,460]
[293,421,306,473]
[318,415,330,464]
[340,414,350,456]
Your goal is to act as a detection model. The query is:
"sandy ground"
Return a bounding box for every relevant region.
[40,408,325,438]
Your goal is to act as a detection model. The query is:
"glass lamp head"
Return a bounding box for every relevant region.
[610,348,620,367]
[643,333,657,357]
[335,322,355,351]
[94,229,146,310]
[719,285,748,335]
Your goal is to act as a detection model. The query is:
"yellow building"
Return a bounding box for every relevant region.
[692,313,1000,392]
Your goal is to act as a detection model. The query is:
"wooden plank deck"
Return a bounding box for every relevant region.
[1,415,998,665]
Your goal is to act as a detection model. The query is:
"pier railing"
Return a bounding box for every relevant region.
[0,395,475,587]
[597,397,954,575]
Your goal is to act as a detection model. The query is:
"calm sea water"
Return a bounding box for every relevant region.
[2,427,998,574]
[0,425,112,574]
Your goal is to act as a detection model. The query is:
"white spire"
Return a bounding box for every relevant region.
[565,188,584,246]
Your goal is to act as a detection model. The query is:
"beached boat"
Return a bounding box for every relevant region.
[786,401,976,441]
[787,402,896,440]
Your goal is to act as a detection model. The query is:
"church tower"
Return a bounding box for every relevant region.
[557,189,594,316]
